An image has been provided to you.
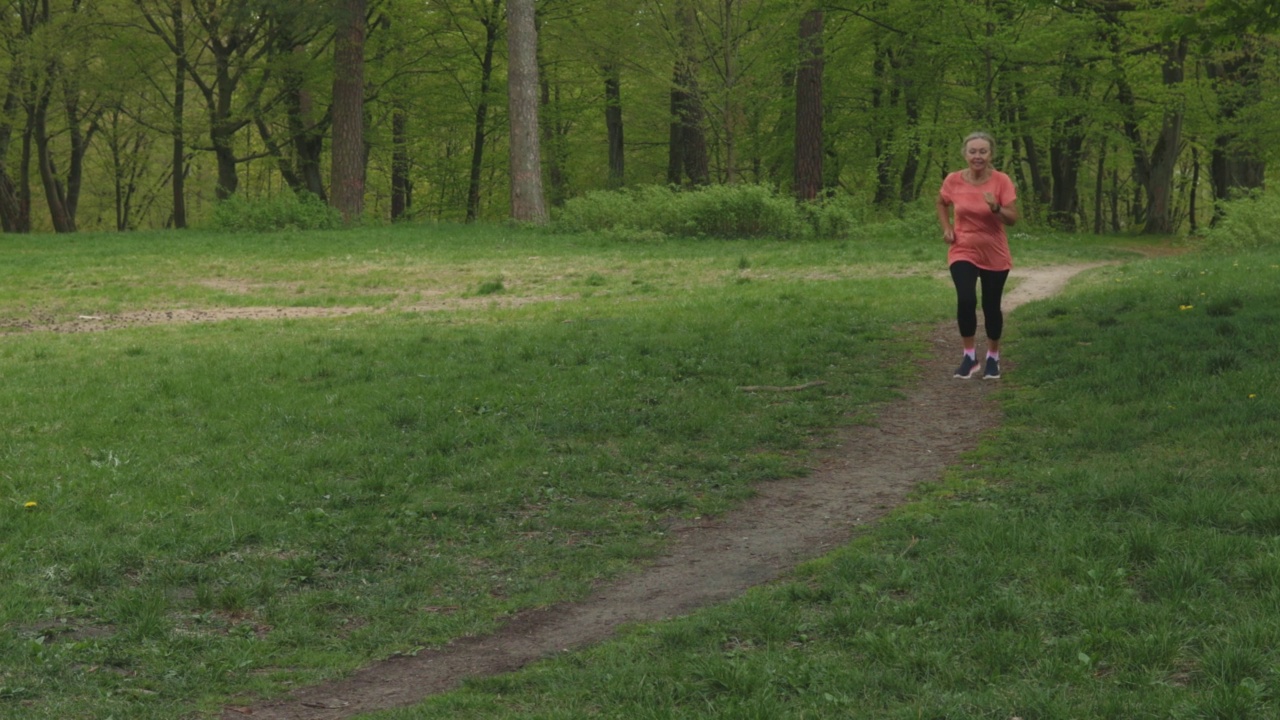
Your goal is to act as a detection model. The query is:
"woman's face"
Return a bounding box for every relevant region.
[964,139,993,173]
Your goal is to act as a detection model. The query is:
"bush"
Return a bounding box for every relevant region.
[555,184,808,240]
[1202,190,1280,251]
[208,191,343,233]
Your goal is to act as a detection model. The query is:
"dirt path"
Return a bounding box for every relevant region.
[211,263,1106,720]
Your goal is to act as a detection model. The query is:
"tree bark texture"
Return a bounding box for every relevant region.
[667,0,709,187]
[603,61,625,189]
[506,0,548,223]
[391,107,411,220]
[1142,37,1188,235]
[1048,57,1086,231]
[170,0,187,228]
[331,0,367,225]
[793,9,823,201]
[0,63,30,233]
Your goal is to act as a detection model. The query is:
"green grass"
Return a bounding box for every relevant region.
[353,249,1280,719]
[0,222,1169,718]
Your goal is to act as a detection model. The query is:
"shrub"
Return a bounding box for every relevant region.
[208,191,343,233]
[555,184,808,240]
[1202,190,1280,251]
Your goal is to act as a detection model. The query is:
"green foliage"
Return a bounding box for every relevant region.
[208,191,343,233]
[554,184,807,240]
[1202,190,1280,251]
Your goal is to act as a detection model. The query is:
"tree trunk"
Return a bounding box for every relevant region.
[871,44,896,207]
[1142,37,1188,235]
[467,0,501,222]
[171,0,187,228]
[391,106,411,220]
[506,0,548,223]
[1047,58,1086,231]
[897,91,920,204]
[0,64,29,233]
[793,9,823,202]
[603,61,625,189]
[288,45,327,200]
[538,55,566,207]
[211,50,239,199]
[1093,142,1107,234]
[33,72,75,233]
[668,0,709,187]
[331,0,366,225]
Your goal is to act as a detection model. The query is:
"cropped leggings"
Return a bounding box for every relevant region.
[949,261,1010,340]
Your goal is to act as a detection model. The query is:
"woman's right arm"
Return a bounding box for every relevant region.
[937,192,955,244]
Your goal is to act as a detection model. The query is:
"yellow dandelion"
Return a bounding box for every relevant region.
[1179,305,1194,311]
[1249,394,1257,399]
[24,501,37,509]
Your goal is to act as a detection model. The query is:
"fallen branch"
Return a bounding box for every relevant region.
[737,380,826,393]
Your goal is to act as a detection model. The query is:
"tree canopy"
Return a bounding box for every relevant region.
[0,0,1274,233]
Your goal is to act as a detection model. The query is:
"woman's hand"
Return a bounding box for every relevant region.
[943,226,956,244]
[982,191,1000,213]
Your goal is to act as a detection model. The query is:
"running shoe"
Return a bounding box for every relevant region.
[954,355,981,379]
[983,356,1001,380]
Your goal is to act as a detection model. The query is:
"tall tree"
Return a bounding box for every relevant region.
[602,58,625,189]
[331,0,366,224]
[506,0,547,223]
[793,7,822,201]
[667,0,709,186]
[169,0,187,227]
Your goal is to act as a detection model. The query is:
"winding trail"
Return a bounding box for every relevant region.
[220,264,1107,719]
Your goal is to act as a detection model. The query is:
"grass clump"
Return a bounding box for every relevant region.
[208,190,343,233]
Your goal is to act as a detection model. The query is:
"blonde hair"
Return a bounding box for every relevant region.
[962,131,996,157]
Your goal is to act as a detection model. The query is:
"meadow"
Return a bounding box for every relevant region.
[3,219,1271,718]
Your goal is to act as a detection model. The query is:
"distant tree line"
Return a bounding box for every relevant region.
[0,0,1274,233]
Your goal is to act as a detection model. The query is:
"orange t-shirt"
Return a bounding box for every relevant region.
[940,170,1016,271]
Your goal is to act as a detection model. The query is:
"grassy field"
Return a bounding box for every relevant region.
[363,246,1280,719]
[0,221,1204,719]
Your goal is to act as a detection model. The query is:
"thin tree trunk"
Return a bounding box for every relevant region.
[538,51,566,207]
[1093,142,1107,234]
[1048,59,1086,231]
[391,106,411,219]
[171,0,187,228]
[871,45,896,207]
[506,0,548,223]
[793,9,823,202]
[1189,145,1200,234]
[0,64,29,232]
[467,0,501,222]
[603,61,624,189]
[331,0,366,224]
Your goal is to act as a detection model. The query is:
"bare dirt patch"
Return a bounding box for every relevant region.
[218,262,1107,720]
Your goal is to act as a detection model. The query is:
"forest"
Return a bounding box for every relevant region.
[0,0,1276,235]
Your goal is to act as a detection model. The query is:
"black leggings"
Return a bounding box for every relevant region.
[950,261,1010,340]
